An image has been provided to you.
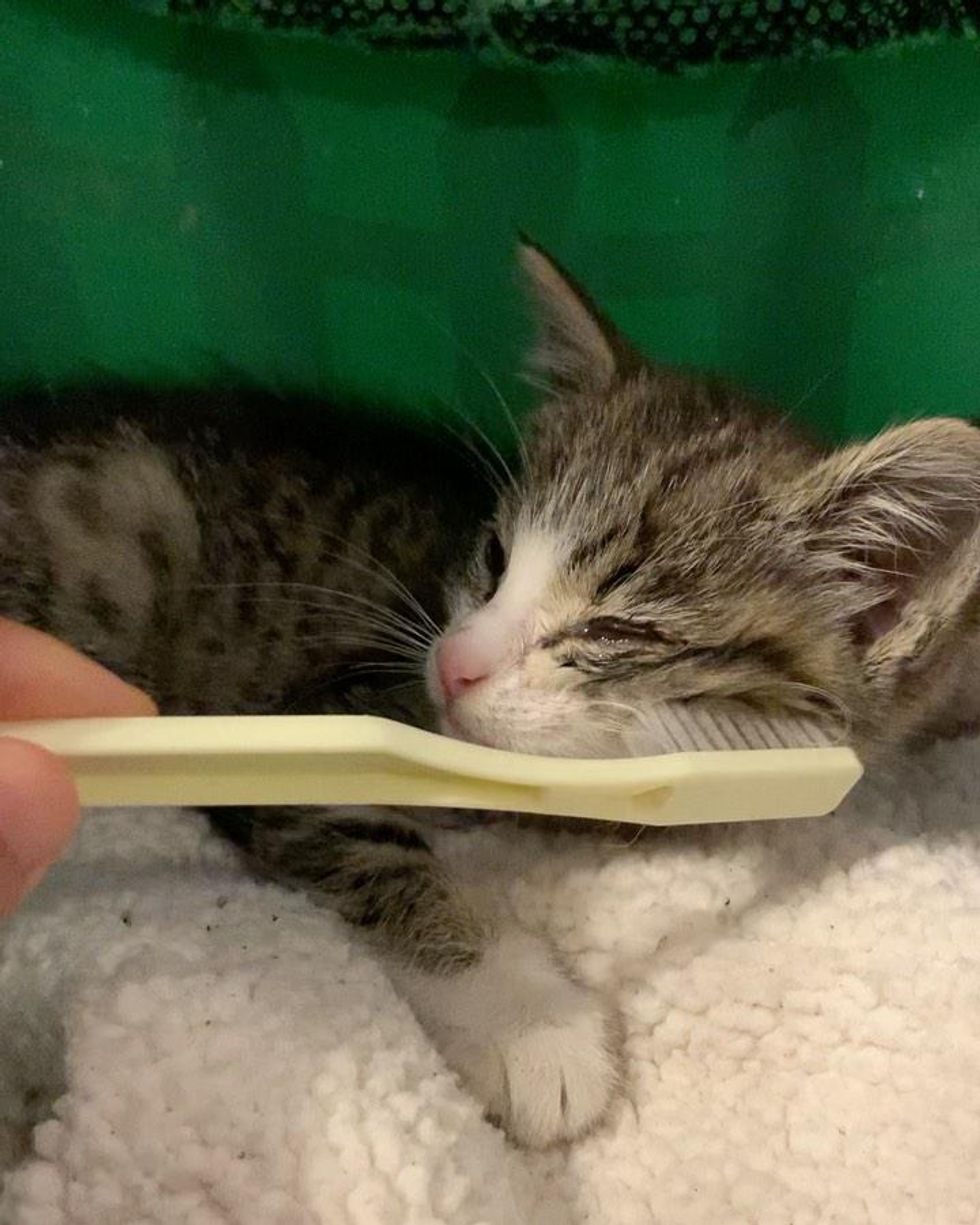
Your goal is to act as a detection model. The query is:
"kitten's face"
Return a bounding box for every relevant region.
[429,243,980,759]
[429,374,851,756]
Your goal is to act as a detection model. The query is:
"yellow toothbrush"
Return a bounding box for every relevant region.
[0,713,862,827]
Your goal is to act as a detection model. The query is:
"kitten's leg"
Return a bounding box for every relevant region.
[914,640,980,744]
[211,806,617,1148]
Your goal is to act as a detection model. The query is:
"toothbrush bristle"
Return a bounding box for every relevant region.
[628,704,840,755]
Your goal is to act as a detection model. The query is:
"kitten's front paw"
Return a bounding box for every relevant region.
[397,930,618,1148]
[468,977,614,1147]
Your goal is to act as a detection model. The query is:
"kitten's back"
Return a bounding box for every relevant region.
[0,384,489,714]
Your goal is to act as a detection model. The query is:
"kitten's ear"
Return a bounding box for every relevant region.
[792,417,980,690]
[518,239,638,394]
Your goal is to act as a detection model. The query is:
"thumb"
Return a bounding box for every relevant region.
[0,738,79,917]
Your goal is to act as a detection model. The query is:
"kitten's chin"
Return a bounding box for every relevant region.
[437,707,509,750]
[438,702,628,758]
[437,708,495,748]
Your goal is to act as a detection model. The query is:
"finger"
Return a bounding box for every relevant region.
[0,618,156,720]
[0,738,79,917]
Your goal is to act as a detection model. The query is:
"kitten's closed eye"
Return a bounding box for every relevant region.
[553,617,674,668]
[574,617,671,646]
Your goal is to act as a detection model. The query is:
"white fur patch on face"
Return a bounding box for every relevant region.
[433,520,641,755]
[489,528,557,633]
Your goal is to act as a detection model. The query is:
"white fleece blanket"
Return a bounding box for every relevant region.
[2,739,980,1225]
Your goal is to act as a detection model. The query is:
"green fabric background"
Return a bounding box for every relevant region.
[2,1,980,443]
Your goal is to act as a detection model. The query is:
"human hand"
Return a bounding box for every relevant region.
[0,619,156,917]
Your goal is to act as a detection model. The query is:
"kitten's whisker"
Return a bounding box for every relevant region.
[428,414,507,497]
[306,628,431,659]
[292,633,428,661]
[790,363,840,413]
[292,627,426,656]
[467,368,528,476]
[518,368,553,396]
[582,699,649,744]
[445,415,514,495]
[587,698,646,722]
[432,392,517,493]
[261,515,443,637]
[451,405,518,492]
[412,303,529,477]
[254,603,434,655]
[192,582,436,651]
[382,678,429,696]
[230,598,434,654]
[339,661,424,678]
[299,605,434,651]
[777,682,852,738]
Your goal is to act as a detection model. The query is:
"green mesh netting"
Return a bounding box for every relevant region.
[153,0,976,70]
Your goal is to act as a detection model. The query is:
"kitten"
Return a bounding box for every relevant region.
[3,244,979,1152]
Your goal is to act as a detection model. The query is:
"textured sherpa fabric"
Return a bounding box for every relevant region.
[141,0,978,72]
[3,736,980,1223]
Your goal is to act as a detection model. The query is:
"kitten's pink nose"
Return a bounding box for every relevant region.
[436,635,492,703]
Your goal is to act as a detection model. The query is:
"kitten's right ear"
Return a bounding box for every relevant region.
[518,239,638,395]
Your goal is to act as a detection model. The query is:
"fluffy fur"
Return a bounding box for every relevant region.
[2,244,979,1153]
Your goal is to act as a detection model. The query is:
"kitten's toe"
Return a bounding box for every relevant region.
[395,929,618,1148]
[477,983,616,1147]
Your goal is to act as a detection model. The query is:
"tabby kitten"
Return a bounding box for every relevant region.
[4,244,980,1150]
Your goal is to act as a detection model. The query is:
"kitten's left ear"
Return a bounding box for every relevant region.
[518,239,640,395]
[790,417,980,721]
